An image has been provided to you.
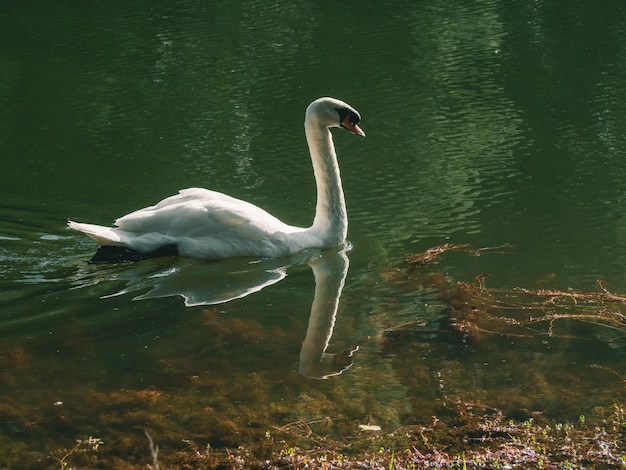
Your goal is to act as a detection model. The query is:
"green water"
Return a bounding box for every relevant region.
[2,0,626,465]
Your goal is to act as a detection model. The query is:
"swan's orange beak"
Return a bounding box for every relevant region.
[341,116,366,137]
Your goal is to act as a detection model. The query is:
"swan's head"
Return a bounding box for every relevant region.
[306,97,365,137]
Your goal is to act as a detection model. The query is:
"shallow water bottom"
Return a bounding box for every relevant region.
[2,247,626,467]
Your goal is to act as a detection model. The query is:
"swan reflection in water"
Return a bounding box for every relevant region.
[298,249,358,379]
[76,247,357,379]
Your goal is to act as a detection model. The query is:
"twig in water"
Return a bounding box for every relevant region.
[145,431,160,470]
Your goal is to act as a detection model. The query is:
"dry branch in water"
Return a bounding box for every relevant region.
[405,243,513,269]
[448,279,626,341]
[405,244,470,268]
[399,244,626,342]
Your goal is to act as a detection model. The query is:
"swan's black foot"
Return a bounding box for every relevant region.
[88,244,178,264]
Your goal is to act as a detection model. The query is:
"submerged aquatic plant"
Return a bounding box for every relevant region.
[397,243,626,345]
[450,278,626,343]
[6,243,626,468]
[49,436,103,469]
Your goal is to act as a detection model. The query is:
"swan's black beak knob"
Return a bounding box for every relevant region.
[337,107,365,137]
[340,115,365,137]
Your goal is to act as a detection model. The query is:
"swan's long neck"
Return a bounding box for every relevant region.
[306,122,347,246]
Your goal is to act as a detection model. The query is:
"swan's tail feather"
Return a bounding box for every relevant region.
[88,244,178,264]
[67,220,123,246]
[68,220,178,263]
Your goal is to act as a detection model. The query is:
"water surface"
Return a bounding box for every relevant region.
[2,0,626,465]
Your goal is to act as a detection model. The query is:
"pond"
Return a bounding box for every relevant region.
[2,0,626,467]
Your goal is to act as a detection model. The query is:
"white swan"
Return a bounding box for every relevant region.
[68,97,365,262]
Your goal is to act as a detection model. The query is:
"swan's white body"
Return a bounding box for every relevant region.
[68,97,364,261]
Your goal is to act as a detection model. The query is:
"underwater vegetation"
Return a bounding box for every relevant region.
[2,244,626,468]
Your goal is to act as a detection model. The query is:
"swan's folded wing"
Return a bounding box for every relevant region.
[114,188,226,228]
[209,200,294,241]
[114,188,294,242]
